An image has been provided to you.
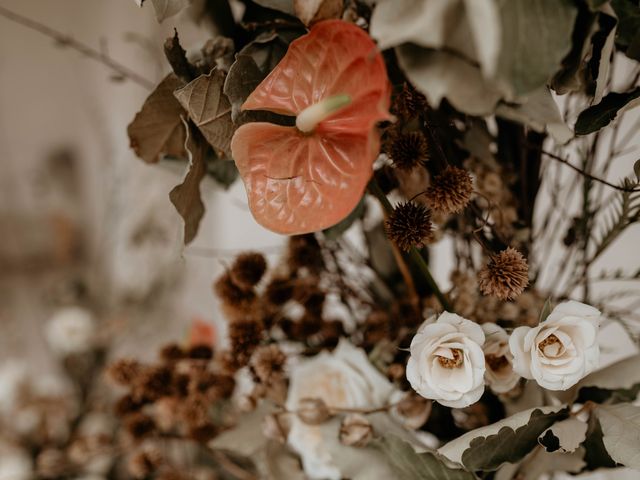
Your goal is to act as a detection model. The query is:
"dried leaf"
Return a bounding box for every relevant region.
[253,0,296,15]
[596,403,640,469]
[294,0,343,26]
[169,121,207,244]
[575,87,640,135]
[174,68,234,156]
[127,74,186,164]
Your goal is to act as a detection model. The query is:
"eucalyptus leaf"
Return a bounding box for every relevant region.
[376,435,475,480]
[496,0,577,96]
[495,87,573,143]
[150,0,192,22]
[596,403,640,469]
[396,45,502,116]
[575,87,640,135]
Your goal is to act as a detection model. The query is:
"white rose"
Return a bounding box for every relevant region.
[406,312,485,408]
[286,339,395,480]
[45,307,96,355]
[509,300,601,391]
[481,323,520,394]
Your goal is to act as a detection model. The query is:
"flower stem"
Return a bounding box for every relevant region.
[367,179,453,312]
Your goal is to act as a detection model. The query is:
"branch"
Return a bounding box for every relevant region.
[0,5,155,90]
[538,148,640,193]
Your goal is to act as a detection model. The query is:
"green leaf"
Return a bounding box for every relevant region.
[376,436,475,480]
[611,0,640,50]
[459,408,569,471]
[575,87,640,135]
[149,0,192,22]
[496,0,578,96]
[495,87,573,143]
[323,198,365,240]
[439,406,568,468]
[596,403,640,469]
[538,297,553,323]
[396,45,502,116]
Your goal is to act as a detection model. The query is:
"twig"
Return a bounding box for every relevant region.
[537,148,640,193]
[0,5,155,90]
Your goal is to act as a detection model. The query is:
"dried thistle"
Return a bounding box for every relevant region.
[125,412,156,440]
[394,82,427,118]
[389,132,429,170]
[229,251,267,289]
[213,271,256,314]
[228,319,264,368]
[425,166,473,214]
[384,202,433,251]
[478,247,529,300]
[265,276,295,306]
[250,344,287,385]
[288,234,324,274]
[134,365,174,402]
[159,343,185,363]
[107,358,141,386]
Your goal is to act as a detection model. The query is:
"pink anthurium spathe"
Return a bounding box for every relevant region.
[231,20,391,235]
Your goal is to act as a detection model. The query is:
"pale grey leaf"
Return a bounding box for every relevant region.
[596,403,640,469]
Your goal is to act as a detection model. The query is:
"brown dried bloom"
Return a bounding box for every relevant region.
[425,166,473,214]
[250,344,287,385]
[229,252,267,289]
[114,394,144,416]
[288,234,325,274]
[187,344,214,360]
[394,82,427,118]
[128,450,163,479]
[297,397,332,425]
[159,343,185,363]
[339,414,373,447]
[228,319,264,368]
[265,276,295,306]
[385,202,433,251]
[107,358,141,386]
[389,132,429,170]
[36,448,69,479]
[134,366,174,402]
[214,272,256,313]
[125,412,156,440]
[478,247,529,300]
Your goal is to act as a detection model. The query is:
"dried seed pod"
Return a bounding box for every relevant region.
[478,247,529,300]
[230,252,268,289]
[297,397,332,425]
[425,166,473,214]
[384,202,433,251]
[389,132,429,170]
[339,414,373,447]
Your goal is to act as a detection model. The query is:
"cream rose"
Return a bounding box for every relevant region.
[406,312,485,408]
[481,323,520,394]
[509,300,601,391]
[286,339,395,480]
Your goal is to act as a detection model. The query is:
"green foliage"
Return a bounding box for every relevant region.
[575,87,640,134]
[377,436,475,480]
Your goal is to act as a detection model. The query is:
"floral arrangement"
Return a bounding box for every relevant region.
[1,0,640,479]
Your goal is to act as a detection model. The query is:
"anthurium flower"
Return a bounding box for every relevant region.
[231,20,391,234]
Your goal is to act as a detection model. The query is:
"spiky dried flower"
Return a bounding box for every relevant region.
[394,82,427,118]
[478,247,529,300]
[114,394,144,416]
[125,412,156,440]
[187,344,213,360]
[288,234,324,274]
[229,252,267,289]
[228,319,264,368]
[134,365,174,402]
[425,166,473,214]
[250,344,287,385]
[159,343,185,363]
[384,202,433,251]
[107,358,141,386]
[265,276,295,306]
[389,132,429,170]
[213,272,256,313]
